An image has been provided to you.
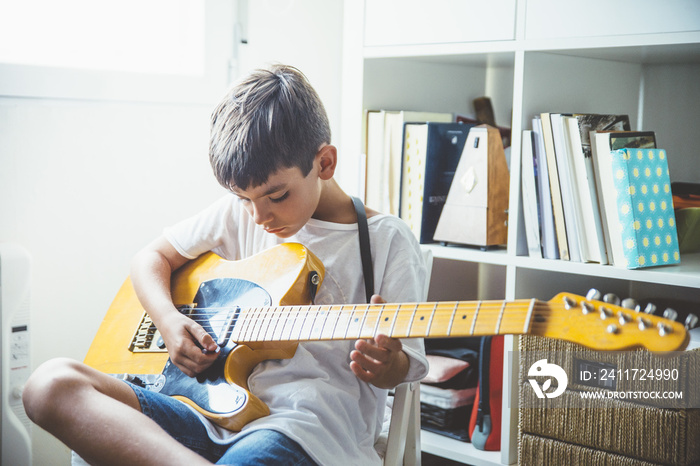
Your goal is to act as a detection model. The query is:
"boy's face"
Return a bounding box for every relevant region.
[230,164,322,239]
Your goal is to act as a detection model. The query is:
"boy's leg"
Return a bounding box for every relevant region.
[23,357,212,466]
[217,430,318,466]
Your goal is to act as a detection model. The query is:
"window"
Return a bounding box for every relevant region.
[0,0,235,103]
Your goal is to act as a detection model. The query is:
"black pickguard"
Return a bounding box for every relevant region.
[158,278,272,416]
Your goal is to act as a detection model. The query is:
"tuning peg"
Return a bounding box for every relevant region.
[603,293,620,306]
[658,322,673,336]
[621,298,641,312]
[663,308,678,321]
[586,288,602,301]
[685,313,698,330]
[643,303,657,315]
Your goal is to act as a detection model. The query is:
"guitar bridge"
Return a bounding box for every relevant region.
[128,305,194,353]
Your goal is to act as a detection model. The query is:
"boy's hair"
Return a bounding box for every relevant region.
[209,64,331,191]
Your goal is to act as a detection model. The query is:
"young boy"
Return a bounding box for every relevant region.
[23,64,428,465]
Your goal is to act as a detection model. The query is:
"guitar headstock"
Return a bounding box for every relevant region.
[535,292,690,352]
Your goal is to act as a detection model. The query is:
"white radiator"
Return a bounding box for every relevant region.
[1,243,32,465]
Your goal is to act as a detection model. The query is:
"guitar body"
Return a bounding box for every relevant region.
[84,243,325,431]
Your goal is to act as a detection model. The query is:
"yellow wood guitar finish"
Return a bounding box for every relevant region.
[84,243,688,432]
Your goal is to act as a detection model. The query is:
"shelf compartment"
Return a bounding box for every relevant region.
[421,429,503,466]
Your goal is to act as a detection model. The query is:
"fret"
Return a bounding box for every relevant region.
[279,306,298,341]
[307,306,327,341]
[238,307,257,342]
[370,304,384,337]
[499,300,532,335]
[250,307,268,341]
[469,302,481,335]
[389,305,400,338]
[319,305,340,340]
[299,307,317,341]
[425,302,437,337]
[409,303,430,337]
[345,306,363,339]
[374,304,398,337]
[523,298,536,334]
[494,300,506,335]
[288,306,308,341]
[388,304,411,338]
[266,307,285,341]
[427,302,453,338]
[361,306,380,339]
[449,301,474,337]
[263,306,279,341]
[333,305,353,340]
[446,302,459,337]
[256,307,272,341]
[406,304,419,338]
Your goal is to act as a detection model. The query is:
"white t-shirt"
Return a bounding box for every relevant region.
[163,194,429,466]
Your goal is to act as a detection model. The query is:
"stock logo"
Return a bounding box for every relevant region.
[528,359,568,399]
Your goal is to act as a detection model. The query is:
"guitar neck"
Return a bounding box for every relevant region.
[228,299,541,343]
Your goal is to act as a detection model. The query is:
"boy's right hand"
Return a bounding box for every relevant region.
[159,311,220,377]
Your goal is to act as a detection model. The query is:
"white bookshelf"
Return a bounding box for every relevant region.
[343,1,700,464]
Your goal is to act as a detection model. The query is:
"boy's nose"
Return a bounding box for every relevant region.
[252,203,273,225]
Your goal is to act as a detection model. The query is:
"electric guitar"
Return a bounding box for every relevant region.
[84,243,689,432]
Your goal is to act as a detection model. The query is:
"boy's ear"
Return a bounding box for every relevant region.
[316,144,337,180]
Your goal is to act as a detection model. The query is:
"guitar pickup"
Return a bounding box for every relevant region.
[128,305,194,353]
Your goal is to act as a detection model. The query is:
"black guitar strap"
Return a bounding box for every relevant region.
[351,196,374,303]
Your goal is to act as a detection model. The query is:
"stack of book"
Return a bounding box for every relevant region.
[364,109,479,244]
[364,110,453,217]
[520,113,681,269]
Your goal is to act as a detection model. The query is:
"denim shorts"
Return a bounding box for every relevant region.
[129,382,318,465]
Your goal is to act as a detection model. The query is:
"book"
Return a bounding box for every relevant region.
[521,130,542,258]
[532,117,559,259]
[400,122,474,244]
[608,148,680,269]
[550,113,583,262]
[384,111,453,215]
[591,131,656,266]
[564,113,631,264]
[364,110,453,215]
[539,113,570,260]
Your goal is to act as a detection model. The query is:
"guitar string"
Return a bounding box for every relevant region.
[134,302,664,340]
[163,302,651,323]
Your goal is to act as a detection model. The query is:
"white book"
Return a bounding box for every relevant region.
[521,130,542,258]
[592,131,627,266]
[550,114,583,262]
[565,116,608,264]
[365,110,452,215]
[384,111,452,215]
[532,117,559,260]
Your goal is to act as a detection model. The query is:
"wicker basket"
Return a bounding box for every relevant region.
[519,336,700,465]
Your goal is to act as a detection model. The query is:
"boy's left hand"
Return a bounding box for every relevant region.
[350,294,410,389]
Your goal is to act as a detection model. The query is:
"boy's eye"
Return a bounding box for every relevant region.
[270,192,289,203]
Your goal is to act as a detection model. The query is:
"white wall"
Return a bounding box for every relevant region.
[239,0,351,191]
[0,1,346,464]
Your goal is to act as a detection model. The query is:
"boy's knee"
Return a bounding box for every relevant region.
[23,357,86,423]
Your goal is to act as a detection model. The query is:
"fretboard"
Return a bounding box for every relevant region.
[226,299,542,343]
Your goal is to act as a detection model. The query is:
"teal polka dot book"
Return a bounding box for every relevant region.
[610,148,680,269]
